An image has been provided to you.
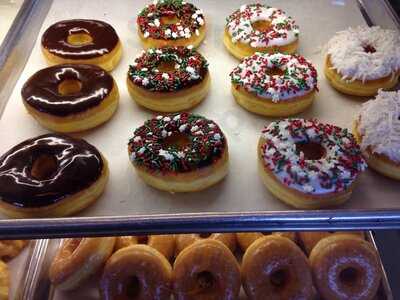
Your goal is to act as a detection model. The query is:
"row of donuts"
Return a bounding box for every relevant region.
[48,231,382,300]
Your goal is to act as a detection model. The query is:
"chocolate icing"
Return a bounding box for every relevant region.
[22,64,114,116]
[0,134,104,208]
[41,19,119,59]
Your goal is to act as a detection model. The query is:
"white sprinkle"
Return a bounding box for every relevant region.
[163,116,171,122]
[179,124,188,132]
[173,114,181,121]
[159,149,174,161]
[208,123,216,128]
[154,19,160,27]
[138,147,146,155]
[156,115,163,120]
[141,67,148,71]
[177,151,185,158]
[133,136,142,142]
[172,32,178,38]
[143,31,150,38]
[161,130,168,138]
[162,73,169,80]
[213,133,221,141]
[191,125,199,132]
[142,78,149,86]
[303,185,314,193]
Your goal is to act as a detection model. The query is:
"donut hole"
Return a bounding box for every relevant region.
[163,132,191,150]
[267,68,285,76]
[157,60,176,72]
[125,276,141,298]
[270,268,289,289]
[199,233,212,239]
[252,20,272,32]
[295,142,326,160]
[31,154,58,180]
[339,267,359,286]
[161,15,180,25]
[196,271,215,290]
[137,236,149,244]
[67,33,93,46]
[58,79,82,96]
[363,44,376,54]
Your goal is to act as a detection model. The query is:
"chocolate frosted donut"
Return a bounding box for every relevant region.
[0,134,108,217]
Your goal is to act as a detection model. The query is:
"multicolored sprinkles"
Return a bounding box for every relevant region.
[137,0,204,40]
[260,119,367,194]
[230,53,318,101]
[128,47,208,92]
[128,113,226,173]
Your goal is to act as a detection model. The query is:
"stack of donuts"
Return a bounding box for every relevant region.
[48,231,383,300]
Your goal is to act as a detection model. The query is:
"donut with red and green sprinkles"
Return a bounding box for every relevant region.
[137,0,205,40]
[230,52,318,102]
[259,119,367,195]
[128,113,226,173]
[226,4,299,48]
[128,47,208,92]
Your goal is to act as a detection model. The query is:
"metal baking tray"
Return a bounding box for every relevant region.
[0,0,400,238]
[25,232,393,300]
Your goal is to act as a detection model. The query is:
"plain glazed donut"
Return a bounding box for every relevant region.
[0,260,9,300]
[41,19,122,71]
[173,239,241,300]
[310,234,381,300]
[236,232,296,252]
[175,233,236,255]
[100,244,172,300]
[242,235,315,300]
[49,237,115,291]
[22,64,119,133]
[114,235,175,260]
[0,134,108,218]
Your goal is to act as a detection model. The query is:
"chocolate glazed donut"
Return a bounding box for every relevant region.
[0,134,108,217]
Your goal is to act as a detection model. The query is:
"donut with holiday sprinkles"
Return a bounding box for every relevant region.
[127,47,210,112]
[128,113,228,192]
[137,0,206,49]
[258,119,367,209]
[224,4,299,59]
[230,52,318,117]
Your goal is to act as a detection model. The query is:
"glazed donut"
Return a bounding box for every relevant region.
[173,239,241,300]
[22,64,119,133]
[100,244,172,300]
[310,234,381,300]
[41,19,122,71]
[230,53,318,117]
[114,235,175,260]
[127,47,210,112]
[224,4,299,59]
[0,134,108,218]
[258,119,367,209]
[353,90,400,180]
[236,232,296,252]
[242,235,315,300]
[0,260,9,300]
[128,113,228,192]
[175,233,236,255]
[325,26,400,96]
[137,0,206,49]
[0,240,28,260]
[49,237,115,291]
[298,231,364,255]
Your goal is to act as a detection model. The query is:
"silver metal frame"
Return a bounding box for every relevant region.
[0,0,400,238]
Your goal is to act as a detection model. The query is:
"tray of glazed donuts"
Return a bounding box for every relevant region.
[0,0,400,221]
[25,231,391,299]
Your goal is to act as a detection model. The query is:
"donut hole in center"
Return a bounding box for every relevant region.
[137,235,149,244]
[295,142,326,160]
[196,271,215,290]
[67,33,93,46]
[267,67,285,76]
[339,267,359,286]
[31,154,58,180]
[58,79,82,96]
[363,44,376,54]
[163,132,191,151]
[270,268,289,289]
[252,20,272,32]
[157,60,176,72]
[125,276,141,298]
[161,15,180,25]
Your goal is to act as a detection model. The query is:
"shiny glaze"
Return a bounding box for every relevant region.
[0,134,103,208]
[41,19,119,59]
[22,64,113,116]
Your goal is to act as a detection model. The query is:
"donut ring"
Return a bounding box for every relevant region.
[224,4,299,59]
[128,113,229,192]
[258,119,367,209]
[137,0,206,49]
[41,19,122,71]
[0,260,9,300]
[0,134,108,218]
[230,53,318,117]
[0,240,28,260]
[242,235,315,300]
[49,237,115,290]
[100,244,172,300]
[310,234,382,300]
[324,26,400,96]
[114,235,175,260]
[22,64,119,133]
[127,47,210,112]
[236,232,296,252]
[175,233,236,255]
[173,239,241,300]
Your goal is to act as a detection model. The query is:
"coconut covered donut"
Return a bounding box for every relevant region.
[353,90,400,180]
[230,53,318,117]
[325,26,400,96]
[258,119,367,209]
[224,3,299,59]
[127,47,210,112]
[128,113,228,192]
[137,0,205,49]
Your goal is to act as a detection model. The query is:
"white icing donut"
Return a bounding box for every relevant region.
[226,4,299,48]
[358,90,400,162]
[260,119,367,195]
[326,26,400,82]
